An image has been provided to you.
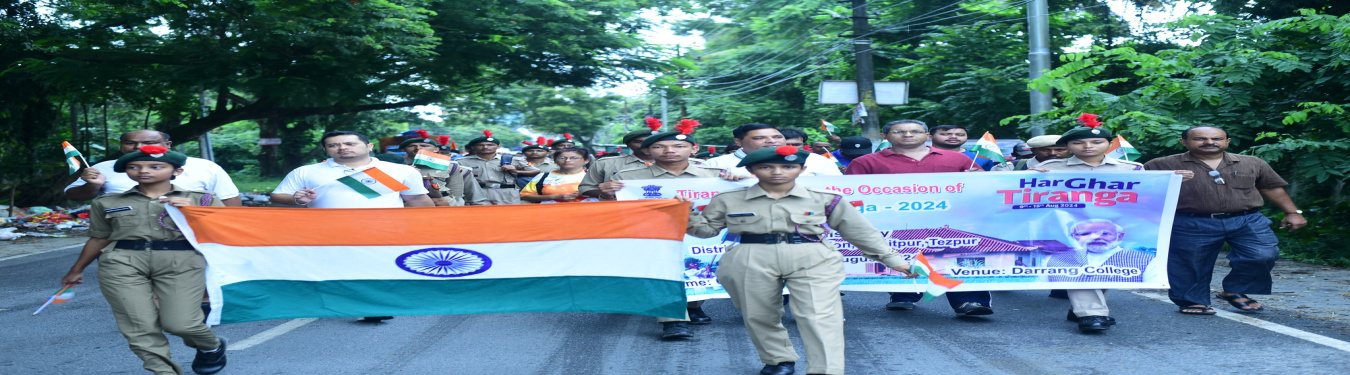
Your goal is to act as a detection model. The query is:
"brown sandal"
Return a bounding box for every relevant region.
[1218,293,1264,312]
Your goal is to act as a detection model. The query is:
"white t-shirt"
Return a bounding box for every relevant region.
[273,158,428,208]
[703,150,844,177]
[65,157,241,199]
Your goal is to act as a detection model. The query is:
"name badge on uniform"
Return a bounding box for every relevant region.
[104,206,133,214]
[727,213,756,217]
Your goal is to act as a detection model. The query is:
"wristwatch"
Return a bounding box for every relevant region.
[1288,209,1304,215]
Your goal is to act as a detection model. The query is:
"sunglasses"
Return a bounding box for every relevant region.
[1208,170,1225,185]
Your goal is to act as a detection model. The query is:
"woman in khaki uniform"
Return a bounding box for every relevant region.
[687,146,914,375]
[60,146,228,375]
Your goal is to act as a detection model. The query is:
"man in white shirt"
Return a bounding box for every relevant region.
[702,123,842,177]
[65,130,242,206]
[271,131,432,209]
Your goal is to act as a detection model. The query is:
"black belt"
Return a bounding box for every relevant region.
[115,240,195,250]
[734,233,821,244]
[1176,208,1261,219]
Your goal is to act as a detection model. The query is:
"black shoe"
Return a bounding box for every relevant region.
[359,316,394,323]
[1048,289,1069,299]
[760,362,795,375]
[954,302,993,316]
[191,338,227,375]
[1066,310,1116,325]
[200,302,212,324]
[687,307,712,325]
[660,322,693,340]
[1077,316,1114,332]
[885,301,915,310]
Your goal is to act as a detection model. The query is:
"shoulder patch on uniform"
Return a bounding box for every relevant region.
[104,206,133,214]
[805,187,843,196]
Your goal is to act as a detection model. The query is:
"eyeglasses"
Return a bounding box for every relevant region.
[887,130,927,135]
[1208,170,1225,185]
[555,156,586,161]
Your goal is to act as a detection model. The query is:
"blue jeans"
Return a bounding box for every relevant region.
[889,291,991,309]
[1168,212,1280,307]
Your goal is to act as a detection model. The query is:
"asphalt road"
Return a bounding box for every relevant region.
[3,246,1348,375]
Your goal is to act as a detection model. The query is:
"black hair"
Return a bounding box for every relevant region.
[778,128,807,141]
[1181,126,1229,139]
[319,131,370,147]
[552,147,592,161]
[732,123,779,139]
[119,130,172,142]
[881,120,928,134]
[929,124,967,135]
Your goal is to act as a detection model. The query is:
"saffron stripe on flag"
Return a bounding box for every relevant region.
[413,151,451,170]
[361,167,409,191]
[174,200,690,246]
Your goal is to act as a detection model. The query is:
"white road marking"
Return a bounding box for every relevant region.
[0,244,83,263]
[1133,291,1350,353]
[229,318,318,351]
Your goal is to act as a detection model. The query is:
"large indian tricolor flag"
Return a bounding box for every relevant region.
[166,201,690,325]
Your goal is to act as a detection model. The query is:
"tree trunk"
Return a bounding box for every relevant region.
[257,117,281,177]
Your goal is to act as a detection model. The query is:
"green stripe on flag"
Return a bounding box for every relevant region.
[218,277,687,323]
[336,175,384,198]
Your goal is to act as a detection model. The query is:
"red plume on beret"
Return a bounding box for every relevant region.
[644,117,662,132]
[139,145,169,155]
[1076,113,1102,129]
[522,141,534,146]
[562,133,573,140]
[546,139,555,147]
[536,136,547,145]
[708,146,716,153]
[414,129,430,139]
[482,130,493,137]
[436,135,451,145]
[675,119,701,135]
[774,145,797,156]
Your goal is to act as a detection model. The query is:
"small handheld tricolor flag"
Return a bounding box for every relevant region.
[32,284,75,316]
[336,168,411,199]
[969,132,1006,164]
[908,253,963,302]
[61,141,87,175]
[1105,135,1141,162]
[820,119,836,134]
[413,150,452,171]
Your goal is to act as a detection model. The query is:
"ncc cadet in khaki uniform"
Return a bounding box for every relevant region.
[519,143,559,174]
[400,137,486,206]
[598,125,736,339]
[1033,114,1192,333]
[687,146,915,375]
[579,123,663,200]
[457,130,539,205]
[60,146,229,375]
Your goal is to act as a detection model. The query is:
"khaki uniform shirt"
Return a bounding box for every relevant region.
[611,163,723,181]
[1036,155,1143,172]
[88,186,224,244]
[522,157,559,174]
[458,153,538,188]
[1144,152,1287,213]
[412,162,486,206]
[579,154,653,196]
[688,184,909,271]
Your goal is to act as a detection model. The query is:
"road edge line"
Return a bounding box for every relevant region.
[1132,291,1350,353]
[229,318,318,351]
[0,243,83,263]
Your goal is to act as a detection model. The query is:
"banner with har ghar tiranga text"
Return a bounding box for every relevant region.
[167,200,691,325]
[618,171,1181,301]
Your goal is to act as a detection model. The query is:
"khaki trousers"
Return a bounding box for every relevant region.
[718,242,846,375]
[99,249,220,375]
[655,300,702,323]
[482,187,522,205]
[1067,289,1110,316]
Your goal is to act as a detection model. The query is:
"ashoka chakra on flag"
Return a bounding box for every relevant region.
[396,248,492,278]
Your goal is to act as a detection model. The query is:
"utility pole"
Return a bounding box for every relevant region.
[197,91,216,162]
[1027,0,1052,136]
[850,0,880,141]
[660,91,669,131]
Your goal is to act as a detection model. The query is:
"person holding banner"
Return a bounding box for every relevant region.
[845,119,995,316]
[1144,126,1305,314]
[992,135,1068,171]
[686,145,915,375]
[400,137,484,206]
[1032,114,1188,332]
[604,121,744,339]
[929,125,997,171]
[59,146,230,375]
[579,118,664,200]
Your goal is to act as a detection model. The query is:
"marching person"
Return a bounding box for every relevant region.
[1144,126,1305,314]
[458,130,540,205]
[704,123,842,177]
[60,145,229,375]
[1030,114,1187,332]
[520,147,596,203]
[993,135,1068,171]
[578,118,664,201]
[66,130,241,206]
[599,121,744,340]
[401,136,485,206]
[687,145,915,375]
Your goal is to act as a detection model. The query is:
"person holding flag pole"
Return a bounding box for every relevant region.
[400,135,484,206]
[685,145,917,375]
